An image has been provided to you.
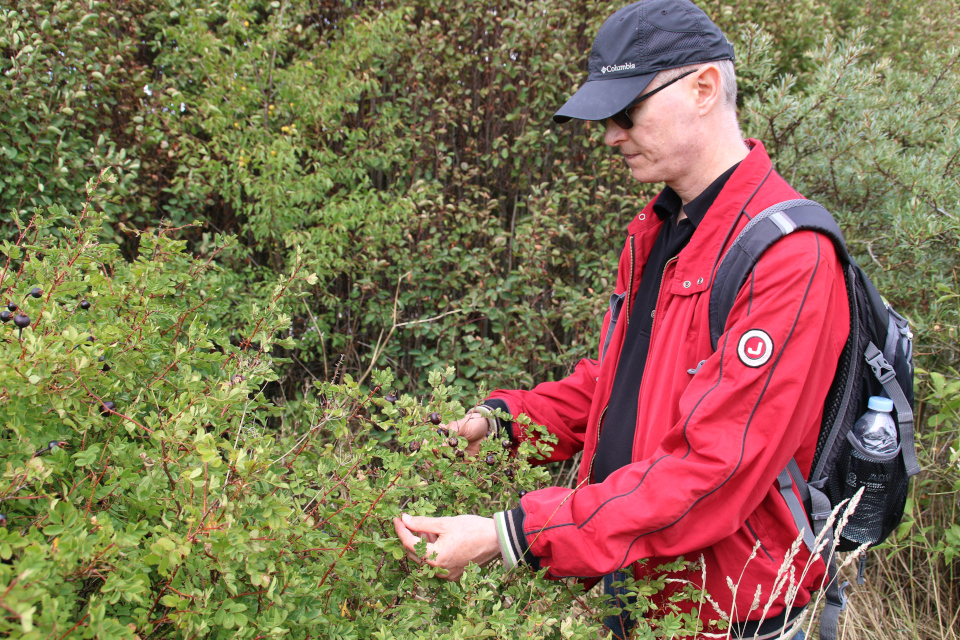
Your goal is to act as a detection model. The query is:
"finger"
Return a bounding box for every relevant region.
[440,568,460,581]
[393,517,424,553]
[448,414,487,439]
[401,513,446,535]
[444,416,471,436]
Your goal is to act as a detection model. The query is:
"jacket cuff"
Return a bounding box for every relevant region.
[481,398,514,443]
[493,507,541,571]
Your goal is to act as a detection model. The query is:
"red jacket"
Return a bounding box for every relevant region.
[489,140,850,629]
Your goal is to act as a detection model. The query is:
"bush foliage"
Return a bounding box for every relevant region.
[2,178,674,638]
[1,0,958,637]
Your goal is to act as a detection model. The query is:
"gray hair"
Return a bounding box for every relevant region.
[654,59,738,110]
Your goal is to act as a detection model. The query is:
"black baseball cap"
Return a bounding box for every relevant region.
[553,0,735,124]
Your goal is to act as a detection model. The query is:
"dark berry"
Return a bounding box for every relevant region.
[518,490,527,497]
[455,450,465,459]
[0,311,10,323]
[485,454,496,466]
[49,440,61,450]
[86,335,95,342]
[100,401,116,416]
[408,441,421,453]
[99,355,110,372]
[80,300,91,310]
[384,393,397,404]
[447,436,459,448]
[504,468,514,478]
[13,314,30,329]
[29,287,42,298]
[6,302,16,312]
[502,439,512,450]
[436,427,449,437]
[428,412,442,425]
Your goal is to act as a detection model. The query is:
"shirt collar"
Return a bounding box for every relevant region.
[652,161,741,227]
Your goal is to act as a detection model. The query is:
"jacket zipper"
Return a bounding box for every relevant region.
[624,235,636,327]
[631,255,679,459]
[588,235,637,484]
[587,406,608,483]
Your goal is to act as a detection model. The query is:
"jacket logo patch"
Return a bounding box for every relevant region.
[737,329,774,367]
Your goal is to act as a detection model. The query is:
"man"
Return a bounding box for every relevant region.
[394,1,849,638]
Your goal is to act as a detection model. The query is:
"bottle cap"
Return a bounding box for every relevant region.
[867,396,894,412]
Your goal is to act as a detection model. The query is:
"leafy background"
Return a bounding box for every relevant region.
[0,0,957,638]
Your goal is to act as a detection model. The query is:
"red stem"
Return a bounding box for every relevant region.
[317,471,402,591]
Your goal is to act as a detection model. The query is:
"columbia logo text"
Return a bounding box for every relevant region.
[601,62,636,74]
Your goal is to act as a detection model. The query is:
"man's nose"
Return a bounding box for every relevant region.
[604,119,628,147]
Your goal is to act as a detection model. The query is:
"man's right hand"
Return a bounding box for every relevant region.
[445,412,493,457]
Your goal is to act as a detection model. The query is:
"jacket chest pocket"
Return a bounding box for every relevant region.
[601,292,626,365]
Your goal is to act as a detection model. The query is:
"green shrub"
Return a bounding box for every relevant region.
[0,180,710,638]
[0,1,147,232]
[3,0,958,636]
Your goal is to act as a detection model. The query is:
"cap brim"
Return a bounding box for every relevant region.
[553,71,659,124]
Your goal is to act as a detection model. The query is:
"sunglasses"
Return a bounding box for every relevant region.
[609,68,700,130]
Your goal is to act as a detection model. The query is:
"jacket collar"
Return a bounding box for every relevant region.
[625,139,775,296]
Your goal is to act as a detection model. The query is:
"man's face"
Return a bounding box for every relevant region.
[603,72,701,185]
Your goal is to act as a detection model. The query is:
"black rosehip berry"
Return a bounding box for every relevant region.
[408,441,421,453]
[0,311,10,323]
[428,412,442,425]
[384,393,398,404]
[455,450,465,459]
[100,401,116,416]
[13,314,30,328]
[447,436,459,448]
[502,439,512,450]
[99,355,110,372]
[485,454,496,466]
[436,427,449,438]
[518,490,527,498]
[80,300,91,310]
[504,468,514,478]
[29,287,42,298]
[6,302,15,312]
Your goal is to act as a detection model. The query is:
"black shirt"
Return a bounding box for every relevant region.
[593,163,740,483]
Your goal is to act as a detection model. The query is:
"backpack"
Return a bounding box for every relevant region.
[708,199,921,640]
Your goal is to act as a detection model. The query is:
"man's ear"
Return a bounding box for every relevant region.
[694,65,723,116]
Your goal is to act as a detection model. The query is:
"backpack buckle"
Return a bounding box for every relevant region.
[836,580,849,611]
[866,349,896,383]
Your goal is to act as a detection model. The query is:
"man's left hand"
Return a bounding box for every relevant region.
[393,513,501,581]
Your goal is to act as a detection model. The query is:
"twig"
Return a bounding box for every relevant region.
[301,300,329,381]
[357,273,408,387]
[317,471,402,592]
[358,274,467,386]
[57,612,90,640]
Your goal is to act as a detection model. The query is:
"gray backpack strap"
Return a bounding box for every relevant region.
[601,292,626,365]
[817,534,847,640]
[807,481,848,640]
[709,200,843,350]
[784,458,847,640]
[777,465,815,553]
[865,342,921,477]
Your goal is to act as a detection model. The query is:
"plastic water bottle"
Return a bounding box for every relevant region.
[853,397,898,454]
[843,396,899,544]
